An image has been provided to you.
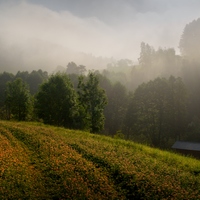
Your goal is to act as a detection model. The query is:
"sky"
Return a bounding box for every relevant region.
[0,0,200,72]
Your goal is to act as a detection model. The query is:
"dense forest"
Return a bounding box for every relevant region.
[1,18,200,149]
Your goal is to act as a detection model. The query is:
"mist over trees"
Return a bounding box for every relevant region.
[124,76,187,147]
[1,18,200,148]
[78,72,107,133]
[179,18,200,62]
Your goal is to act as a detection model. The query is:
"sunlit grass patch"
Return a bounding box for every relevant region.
[1,120,200,199]
[0,125,47,199]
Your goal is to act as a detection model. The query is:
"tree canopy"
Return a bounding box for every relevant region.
[5,78,31,121]
[124,76,187,147]
[179,18,200,62]
[35,73,79,128]
[66,62,87,75]
[78,72,107,133]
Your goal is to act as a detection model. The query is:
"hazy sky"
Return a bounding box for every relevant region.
[0,0,200,72]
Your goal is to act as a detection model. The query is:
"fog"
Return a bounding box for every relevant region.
[0,0,200,73]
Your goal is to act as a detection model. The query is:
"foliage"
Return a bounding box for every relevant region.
[186,116,200,142]
[68,73,79,91]
[179,18,200,62]
[124,76,187,147]
[1,121,200,199]
[26,70,48,94]
[138,42,155,67]
[0,72,14,107]
[5,78,31,121]
[104,59,133,87]
[66,62,87,75]
[15,70,48,94]
[35,73,79,128]
[104,81,128,135]
[181,61,200,121]
[78,72,107,133]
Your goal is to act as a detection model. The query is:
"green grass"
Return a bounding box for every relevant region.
[1,120,200,199]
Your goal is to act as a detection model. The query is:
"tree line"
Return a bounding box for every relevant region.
[1,18,200,148]
[0,70,107,133]
[0,67,189,149]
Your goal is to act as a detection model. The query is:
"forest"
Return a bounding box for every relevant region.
[1,18,200,149]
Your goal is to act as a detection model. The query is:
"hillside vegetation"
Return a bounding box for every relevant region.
[1,121,200,199]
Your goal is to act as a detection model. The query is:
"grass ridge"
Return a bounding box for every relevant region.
[1,121,200,199]
[69,143,141,199]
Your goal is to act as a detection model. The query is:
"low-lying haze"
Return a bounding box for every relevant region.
[0,0,200,73]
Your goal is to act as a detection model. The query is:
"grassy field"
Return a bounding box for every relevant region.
[1,121,200,199]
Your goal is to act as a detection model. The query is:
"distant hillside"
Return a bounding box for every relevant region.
[1,121,200,199]
[0,38,114,74]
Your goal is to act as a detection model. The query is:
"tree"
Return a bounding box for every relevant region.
[5,78,31,121]
[179,18,200,123]
[78,72,107,133]
[15,71,29,82]
[179,18,200,62]
[104,82,128,135]
[124,76,187,148]
[0,72,14,107]
[181,57,200,121]
[66,62,86,75]
[138,42,155,67]
[133,78,169,147]
[167,76,187,141]
[35,73,79,128]
[26,70,48,94]
[186,116,200,142]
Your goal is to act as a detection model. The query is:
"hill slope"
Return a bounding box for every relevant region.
[1,121,200,199]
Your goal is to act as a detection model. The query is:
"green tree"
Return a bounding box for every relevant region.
[15,70,48,95]
[68,74,79,91]
[124,76,187,147]
[104,82,128,135]
[168,76,187,141]
[5,78,31,121]
[133,78,169,146]
[186,116,200,142]
[66,62,86,75]
[0,72,14,119]
[35,73,79,128]
[15,71,29,82]
[0,72,14,107]
[181,59,200,121]
[26,70,48,94]
[78,72,107,133]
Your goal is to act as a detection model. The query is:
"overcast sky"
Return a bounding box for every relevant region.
[0,0,200,72]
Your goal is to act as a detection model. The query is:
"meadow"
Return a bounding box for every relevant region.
[0,120,200,199]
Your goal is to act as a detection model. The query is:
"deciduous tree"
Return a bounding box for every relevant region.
[179,18,200,61]
[78,72,107,133]
[124,76,187,147]
[35,73,79,128]
[5,78,31,120]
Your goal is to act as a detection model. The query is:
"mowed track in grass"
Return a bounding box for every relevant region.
[1,121,200,199]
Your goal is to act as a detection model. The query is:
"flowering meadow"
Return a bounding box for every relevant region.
[1,121,200,199]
